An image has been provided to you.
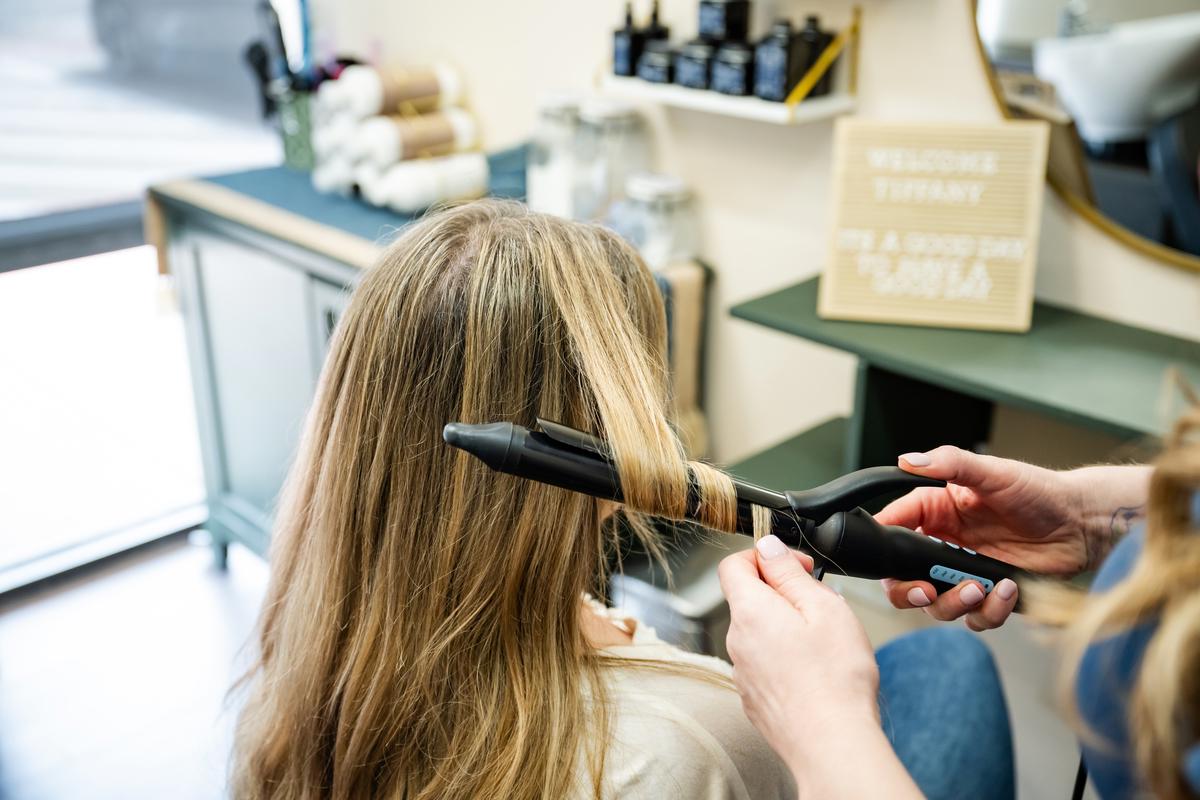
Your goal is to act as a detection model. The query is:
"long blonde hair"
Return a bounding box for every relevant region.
[231,200,749,799]
[1033,406,1200,800]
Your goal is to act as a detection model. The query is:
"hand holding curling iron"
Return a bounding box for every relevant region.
[876,447,1151,630]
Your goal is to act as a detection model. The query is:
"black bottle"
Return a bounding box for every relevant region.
[754,19,804,102]
[675,38,715,90]
[613,3,646,77]
[698,0,750,43]
[637,38,675,84]
[797,15,836,97]
[711,41,754,96]
[644,0,670,41]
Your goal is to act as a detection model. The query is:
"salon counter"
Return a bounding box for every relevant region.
[730,277,1200,481]
[147,154,709,565]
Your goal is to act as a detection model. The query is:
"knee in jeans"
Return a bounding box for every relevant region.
[918,627,997,675]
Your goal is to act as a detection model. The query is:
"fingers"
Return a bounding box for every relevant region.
[874,486,954,531]
[921,580,990,622]
[964,578,1019,631]
[882,576,1020,630]
[753,535,826,608]
[896,445,1023,493]
[881,578,937,609]
[717,549,776,607]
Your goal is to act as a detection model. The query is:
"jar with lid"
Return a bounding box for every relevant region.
[574,98,650,222]
[637,39,676,84]
[712,41,755,96]
[675,38,716,90]
[609,172,698,270]
[527,93,582,218]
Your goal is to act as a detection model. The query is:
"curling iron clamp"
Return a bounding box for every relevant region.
[442,419,1031,609]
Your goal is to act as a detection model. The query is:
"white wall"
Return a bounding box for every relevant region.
[317,0,1200,463]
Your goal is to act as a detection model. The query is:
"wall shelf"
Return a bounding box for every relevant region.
[602,75,856,125]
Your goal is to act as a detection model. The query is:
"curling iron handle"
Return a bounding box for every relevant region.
[786,467,946,525]
[810,508,1029,611]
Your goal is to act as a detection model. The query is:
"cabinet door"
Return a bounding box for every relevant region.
[192,231,318,519]
[310,277,352,373]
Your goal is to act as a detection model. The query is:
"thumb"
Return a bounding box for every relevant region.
[754,535,821,607]
[899,445,1020,493]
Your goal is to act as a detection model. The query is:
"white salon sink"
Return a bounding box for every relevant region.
[1034,11,1200,142]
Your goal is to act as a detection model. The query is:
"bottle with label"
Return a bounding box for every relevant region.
[754,20,804,102]
[644,0,670,41]
[698,0,750,42]
[613,3,647,77]
[711,41,754,96]
[797,15,836,97]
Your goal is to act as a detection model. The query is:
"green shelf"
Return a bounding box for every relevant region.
[728,417,847,490]
[731,278,1200,439]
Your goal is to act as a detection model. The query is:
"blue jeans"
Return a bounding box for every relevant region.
[877,627,1016,800]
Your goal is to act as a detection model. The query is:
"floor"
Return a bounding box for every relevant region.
[0,539,268,800]
[0,248,205,570]
[0,536,1096,800]
[0,0,278,220]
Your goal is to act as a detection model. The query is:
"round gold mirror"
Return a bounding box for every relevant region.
[971,0,1200,272]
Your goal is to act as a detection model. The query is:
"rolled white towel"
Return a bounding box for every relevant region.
[375,153,489,213]
[337,63,463,119]
[311,156,355,195]
[311,113,357,161]
[348,108,478,166]
[354,162,388,206]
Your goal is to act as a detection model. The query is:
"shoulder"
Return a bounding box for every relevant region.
[600,649,796,800]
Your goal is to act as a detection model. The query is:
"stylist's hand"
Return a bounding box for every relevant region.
[719,538,923,798]
[876,446,1122,629]
[719,538,878,760]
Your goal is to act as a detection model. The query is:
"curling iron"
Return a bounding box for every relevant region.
[442,419,1031,607]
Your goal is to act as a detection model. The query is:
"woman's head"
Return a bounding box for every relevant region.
[233,200,737,799]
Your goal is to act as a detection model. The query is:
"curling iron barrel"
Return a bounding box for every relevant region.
[442,420,1031,607]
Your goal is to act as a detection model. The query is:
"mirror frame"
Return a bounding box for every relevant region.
[968,0,1200,273]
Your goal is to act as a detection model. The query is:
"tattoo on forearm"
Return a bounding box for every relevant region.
[1089,505,1144,568]
[1110,505,1145,537]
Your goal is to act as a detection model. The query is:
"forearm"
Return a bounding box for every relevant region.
[1066,464,1152,568]
[782,714,923,800]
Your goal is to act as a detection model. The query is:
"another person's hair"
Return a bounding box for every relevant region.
[1034,406,1200,800]
[231,200,759,799]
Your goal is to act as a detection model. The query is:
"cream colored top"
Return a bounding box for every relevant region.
[586,601,797,800]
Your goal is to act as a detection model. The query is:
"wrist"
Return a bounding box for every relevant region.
[784,711,920,800]
[779,704,880,774]
[1064,465,1151,568]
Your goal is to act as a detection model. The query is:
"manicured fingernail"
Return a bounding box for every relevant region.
[996,578,1018,601]
[961,583,985,606]
[900,452,932,467]
[907,587,932,607]
[756,535,788,560]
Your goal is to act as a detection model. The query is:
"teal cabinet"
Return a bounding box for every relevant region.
[169,214,361,564]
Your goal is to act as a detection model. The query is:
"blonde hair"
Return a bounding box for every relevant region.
[1031,406,1200,800]
[231,200,756,799]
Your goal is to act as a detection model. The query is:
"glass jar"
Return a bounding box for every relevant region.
[526,93,582,218]
[574,98,650,222]
[616,172,698,269]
